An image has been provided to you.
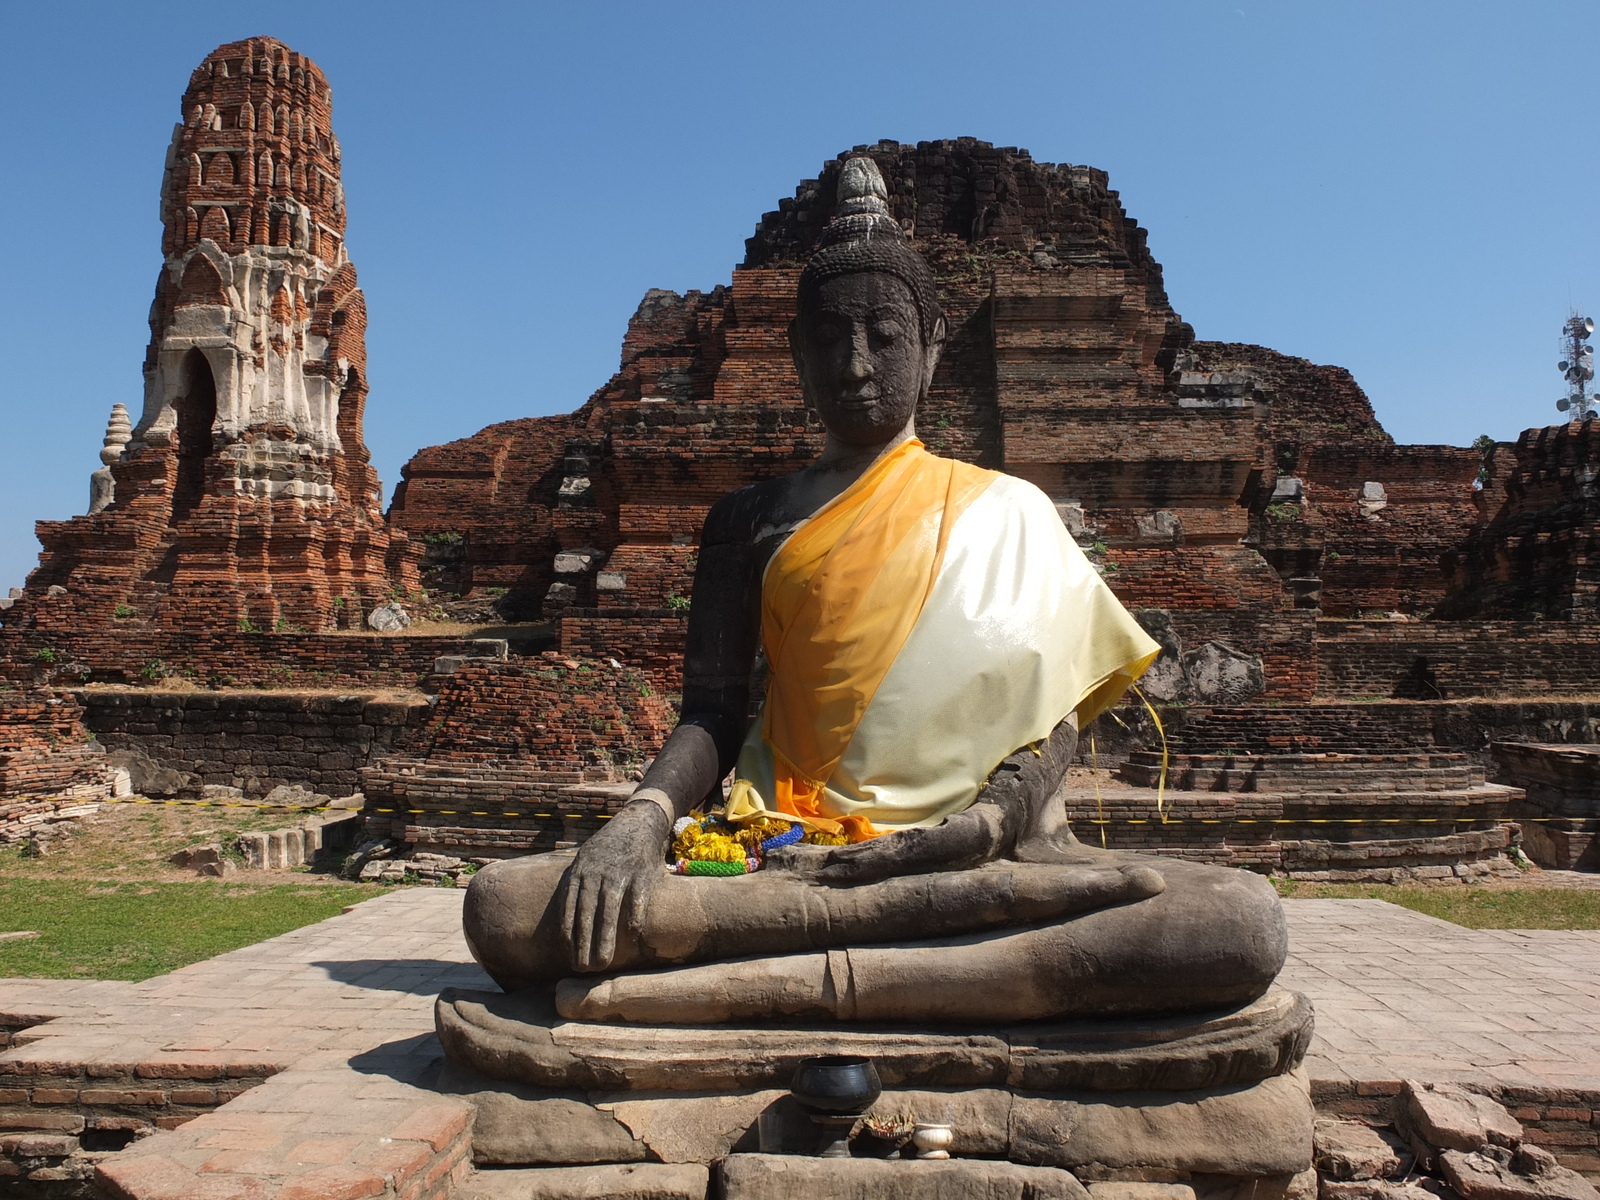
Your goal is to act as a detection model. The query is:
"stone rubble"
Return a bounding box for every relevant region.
[359,850,480,887]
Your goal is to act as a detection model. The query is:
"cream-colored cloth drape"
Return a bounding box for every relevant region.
[729,463,1160,833]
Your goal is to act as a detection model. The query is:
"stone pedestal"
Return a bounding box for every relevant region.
[434,984,1316,1194]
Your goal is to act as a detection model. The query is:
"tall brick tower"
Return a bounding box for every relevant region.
[17,37,417,633]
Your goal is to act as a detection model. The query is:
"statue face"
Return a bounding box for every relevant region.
[792,273,942,447]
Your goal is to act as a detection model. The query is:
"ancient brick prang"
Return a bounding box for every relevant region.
[12,37,417,636]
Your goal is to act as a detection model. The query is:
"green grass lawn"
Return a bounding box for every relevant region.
[1278,881,1600,929]
[0,877,386,980]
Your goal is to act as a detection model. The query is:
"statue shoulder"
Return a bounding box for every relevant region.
[701,476,799,548]
[985,472,1060,518]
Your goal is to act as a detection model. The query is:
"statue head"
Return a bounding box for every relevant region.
[791,157,946,447]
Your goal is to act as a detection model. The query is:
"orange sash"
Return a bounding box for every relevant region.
[759,439,998,836]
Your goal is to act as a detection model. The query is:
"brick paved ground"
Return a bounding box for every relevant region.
[1281,898,1600,1090]
[2,891,1598,1195]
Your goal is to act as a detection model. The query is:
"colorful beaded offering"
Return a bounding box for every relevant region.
[667,810,831,875]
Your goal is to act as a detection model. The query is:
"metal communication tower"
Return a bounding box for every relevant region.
[1557,314,1599,422]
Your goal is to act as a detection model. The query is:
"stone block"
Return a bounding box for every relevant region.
[457,1163,709,1200]
[168,843,225,870]
[435,1062,643,1166]
[1440,1147,1600,1200]
[1090,1185,1194,1200]
[1314,1119,1406,1181]
[1319,1183,1436,1200]
[1010,1069,1313,1176]
[237,833,268,869]
[719,1154,1088,1200]
[1399,1081,1522,1155]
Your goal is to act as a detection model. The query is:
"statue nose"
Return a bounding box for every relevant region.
[845,334,873,380]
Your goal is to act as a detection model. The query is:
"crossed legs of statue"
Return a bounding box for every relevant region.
[463,839,1287,1026]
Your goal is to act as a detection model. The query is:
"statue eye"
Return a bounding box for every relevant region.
[871,320,904,342]
[811,321,845,345]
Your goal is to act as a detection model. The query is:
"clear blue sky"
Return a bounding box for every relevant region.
[2,1,1596,591]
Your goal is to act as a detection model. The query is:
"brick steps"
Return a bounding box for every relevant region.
[1119,750,1483,791]
[1099,701,1527,878]
[1164,707,1432,754]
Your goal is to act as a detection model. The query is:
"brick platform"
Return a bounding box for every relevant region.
[2,891,1598,1195]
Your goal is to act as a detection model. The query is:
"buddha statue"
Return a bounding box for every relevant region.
[461,156,1287,1028]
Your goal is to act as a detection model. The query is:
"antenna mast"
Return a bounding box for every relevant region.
[1557,314,1598,422]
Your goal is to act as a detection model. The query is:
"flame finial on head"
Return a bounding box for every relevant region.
[837,157,890,218]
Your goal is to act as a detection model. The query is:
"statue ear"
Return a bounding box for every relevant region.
[788,315,805,377]
[922,314,947,391]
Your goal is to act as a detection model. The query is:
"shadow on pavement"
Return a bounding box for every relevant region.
[313,958,492,994]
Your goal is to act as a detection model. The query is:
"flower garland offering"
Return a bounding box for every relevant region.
[668,810,833,875]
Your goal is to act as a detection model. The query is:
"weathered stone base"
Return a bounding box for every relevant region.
[458,1162,709,1200]
[719,1154,1091,1200]
[435,985,1315,1181]
[436,985,1313,1096]
[454,1155,1320,1200]
[439,1058,1314,1177]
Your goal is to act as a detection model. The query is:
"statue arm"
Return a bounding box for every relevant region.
[561,492,765,970]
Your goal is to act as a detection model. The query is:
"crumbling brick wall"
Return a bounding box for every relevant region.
[1438,421,1600,620]
[0,630,478,692]
[77,690,432,797]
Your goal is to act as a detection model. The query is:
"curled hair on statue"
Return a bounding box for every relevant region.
[795,157,944,346]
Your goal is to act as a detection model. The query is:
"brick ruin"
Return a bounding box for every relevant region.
[7,37,417,638]
[387,140,1506,682]
[6,50,1600,881]
[359,655,675,859]
[0,693,120,849]
[379,139,1600,874]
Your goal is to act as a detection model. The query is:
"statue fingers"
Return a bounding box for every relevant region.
[560,863,583,947]
[571,875,602,972]
[592,880,624,972]
[1118,864,1166,899]
[624,870,653,937]
[816,838,900,885]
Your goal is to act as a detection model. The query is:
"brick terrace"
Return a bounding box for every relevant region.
[2,891,1599,1194]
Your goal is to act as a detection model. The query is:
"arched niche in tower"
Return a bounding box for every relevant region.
[171,348,217,522]
[176,253,226,306]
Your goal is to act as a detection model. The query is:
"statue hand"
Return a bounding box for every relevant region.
[816,806,1005,886]
[560,799,669,972]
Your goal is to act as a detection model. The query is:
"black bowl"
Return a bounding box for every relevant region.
[789,1055,882,1115]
